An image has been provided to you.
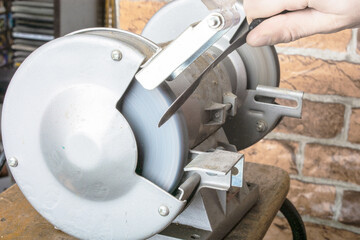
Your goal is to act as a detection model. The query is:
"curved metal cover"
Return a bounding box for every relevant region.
[69,28,189,193]
[2,31,186,239]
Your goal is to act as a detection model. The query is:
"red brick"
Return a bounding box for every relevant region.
[119,0,166,34]
[287,180,336,220]
[277,30,352,52]
[339,190,360,227]
[348,108,360,144]
[241,140,298,174]
[303,144,360,185]
[274,100,345,138]
[279,55,360,98]
[265,216,360,240]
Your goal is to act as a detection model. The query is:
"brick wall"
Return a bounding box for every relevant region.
[246,29,360,238]
[119,1,360,238]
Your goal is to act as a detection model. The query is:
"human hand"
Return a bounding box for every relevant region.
[243,0,360,47]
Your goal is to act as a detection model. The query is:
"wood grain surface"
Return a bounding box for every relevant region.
[0,162,289,239]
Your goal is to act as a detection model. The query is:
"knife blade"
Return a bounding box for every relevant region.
[158,10,290,127]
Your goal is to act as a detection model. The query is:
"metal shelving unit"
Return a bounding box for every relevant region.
[11,0,54,66]
[11,0,104,66]
[0,0,12,68]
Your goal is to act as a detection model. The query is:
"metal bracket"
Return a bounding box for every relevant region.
[223,85,304,150]
[135,10,240,90]
[204,92,237,126]
[223,92,237,116]
[204,102,231,126]
[186,149,241,176]
[250,85,303,118]
[185,149,244,191]
[176,173,201,201]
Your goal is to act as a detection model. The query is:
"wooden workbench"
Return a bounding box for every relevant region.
[0,162,289,239]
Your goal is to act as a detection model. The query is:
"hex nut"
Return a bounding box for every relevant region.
[207,15,223,29]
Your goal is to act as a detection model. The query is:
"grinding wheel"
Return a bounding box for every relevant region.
[120,80,188,193]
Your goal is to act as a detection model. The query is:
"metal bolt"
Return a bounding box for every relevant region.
[158,205,170,216]
[256,120,267,132]
[214,112,221,119]
[111,50,122,61]
[232,167,239,176]
[8,157,18,167]
[207,15,223,29]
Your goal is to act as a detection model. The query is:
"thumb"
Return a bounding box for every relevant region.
[246,8,342,47]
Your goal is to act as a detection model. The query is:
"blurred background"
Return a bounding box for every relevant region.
[1,0,360,239]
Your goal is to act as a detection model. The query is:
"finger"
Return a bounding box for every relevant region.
[244,0,309,22]
[246,8,344,47]
[307,0,355,15]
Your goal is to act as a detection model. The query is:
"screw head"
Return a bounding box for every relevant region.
[232,167,239,176]
[8,157,18,167]
[207,15,223,29]
[256,120,267,132]
[158,205,170,216]
[111,50,122,61]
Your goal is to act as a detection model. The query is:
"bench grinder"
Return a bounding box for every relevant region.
[1,0,303,239]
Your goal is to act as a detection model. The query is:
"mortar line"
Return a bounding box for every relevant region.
[266,132,360,150]
[274,214,360,234]
[297,141,306,176]
[340,105,352,142]
[303,93,360,107]
[289,175,360,191]
[301,215,360,234]
[348,29,359,54]
[333,187,344,221]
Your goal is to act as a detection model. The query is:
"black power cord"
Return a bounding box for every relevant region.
[0,151,5,172]
[0,151,5,177]
[280,198,307,240]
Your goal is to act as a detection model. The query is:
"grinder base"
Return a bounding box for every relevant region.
[152,183,259,240]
